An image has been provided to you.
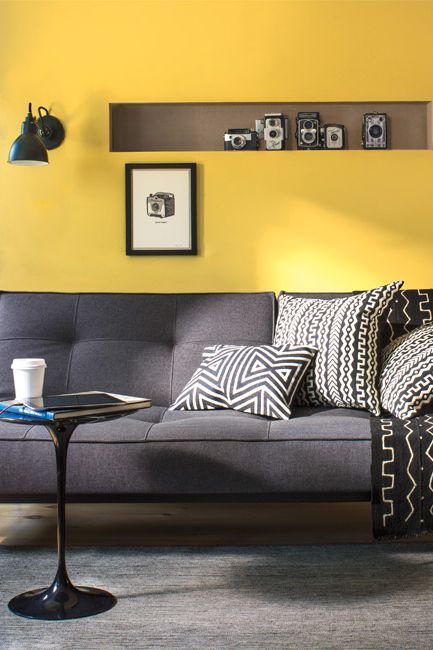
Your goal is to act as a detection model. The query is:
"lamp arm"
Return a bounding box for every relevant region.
[37,106,51,137]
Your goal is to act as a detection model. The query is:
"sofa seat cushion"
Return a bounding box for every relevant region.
[0,417,154,443]
[151,406,370,442]
[0,437,371,501]
[163,409,266,422]
[0,406,371,445]
[150,410,271,441]
[127,405,167,423]
[0,406,372,500]
[0,405,167,443]
[270,407,370,441]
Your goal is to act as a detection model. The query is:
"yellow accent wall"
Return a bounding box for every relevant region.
[1,0,432,293]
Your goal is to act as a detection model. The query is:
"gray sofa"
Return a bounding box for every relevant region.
[0,290,400,503]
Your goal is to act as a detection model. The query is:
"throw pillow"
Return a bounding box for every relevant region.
[169,344,317,420]
[379,324,433,419]
[274,281,403,415]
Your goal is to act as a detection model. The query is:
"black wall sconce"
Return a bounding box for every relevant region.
[8,103,65,166]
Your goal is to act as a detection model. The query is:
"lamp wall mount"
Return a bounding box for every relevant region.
[36,106,65,150]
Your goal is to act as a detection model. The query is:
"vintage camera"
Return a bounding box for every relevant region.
[146,192,175,219]
[362,113,388,149]
[255,113,288,150]
[224,128,259,151]
[321,124,345,149]
[296,112,321,149]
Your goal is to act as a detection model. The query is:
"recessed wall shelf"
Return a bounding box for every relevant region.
[109,101,432,152]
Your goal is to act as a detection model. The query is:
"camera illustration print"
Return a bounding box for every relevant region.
[146,192,176,219]
[126,163,197,255]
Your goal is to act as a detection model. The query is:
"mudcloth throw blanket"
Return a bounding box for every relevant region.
[370,289,433,539]
[371,414,433,539]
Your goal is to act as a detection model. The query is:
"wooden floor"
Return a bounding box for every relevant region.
[0,503,369,546]
[2,502,432,547]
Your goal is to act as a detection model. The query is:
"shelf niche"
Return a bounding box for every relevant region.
[109,101,432,152]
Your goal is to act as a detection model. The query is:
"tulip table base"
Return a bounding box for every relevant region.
[8,580,116,621]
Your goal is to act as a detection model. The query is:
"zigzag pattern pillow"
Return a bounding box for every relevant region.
[380,324,433,419]
[274,281,403,415]
[169,344,316,420]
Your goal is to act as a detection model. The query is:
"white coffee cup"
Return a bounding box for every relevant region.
[11,358,47,401]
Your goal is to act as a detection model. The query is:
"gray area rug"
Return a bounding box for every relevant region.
[1,544,433,650]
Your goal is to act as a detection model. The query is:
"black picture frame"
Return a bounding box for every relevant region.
[125,163,197,255]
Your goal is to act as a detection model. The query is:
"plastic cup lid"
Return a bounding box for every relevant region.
[11,358,47,369]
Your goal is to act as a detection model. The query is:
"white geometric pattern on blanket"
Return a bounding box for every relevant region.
[170,344,316,420]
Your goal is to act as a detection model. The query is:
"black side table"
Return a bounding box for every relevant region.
[4,410,144,620]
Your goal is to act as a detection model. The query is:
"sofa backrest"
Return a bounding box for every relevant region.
[0,292,276,406]
[1,288,430,406]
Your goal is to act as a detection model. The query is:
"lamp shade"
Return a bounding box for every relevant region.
[8,104,49,166]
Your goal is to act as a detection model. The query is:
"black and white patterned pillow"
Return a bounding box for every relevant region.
[380,324,433,419]
[274,281,403,415]
[169,344,316,420]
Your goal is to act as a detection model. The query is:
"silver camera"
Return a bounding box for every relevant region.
[224,128,259,150]
[256,113,288,150]
[321,124,345,149]
[362,113,388,149]
[147,192,175,219]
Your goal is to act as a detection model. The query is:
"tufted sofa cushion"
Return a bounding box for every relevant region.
[0,292,276,406]
[0,407,372,500]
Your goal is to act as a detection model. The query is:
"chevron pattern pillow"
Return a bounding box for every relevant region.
[379,324,433,419]
[274,281,403,415]
[169,344,316,420]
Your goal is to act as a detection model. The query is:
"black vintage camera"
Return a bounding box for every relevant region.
[224,128,259,151]
[362,113,388,149]
[147,192,175,219]
[296,112,321,149]
[321,124,345,149]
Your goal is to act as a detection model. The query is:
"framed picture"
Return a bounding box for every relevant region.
[125,163,197,255]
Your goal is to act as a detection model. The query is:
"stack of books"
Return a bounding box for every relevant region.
[0,391,151,421]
